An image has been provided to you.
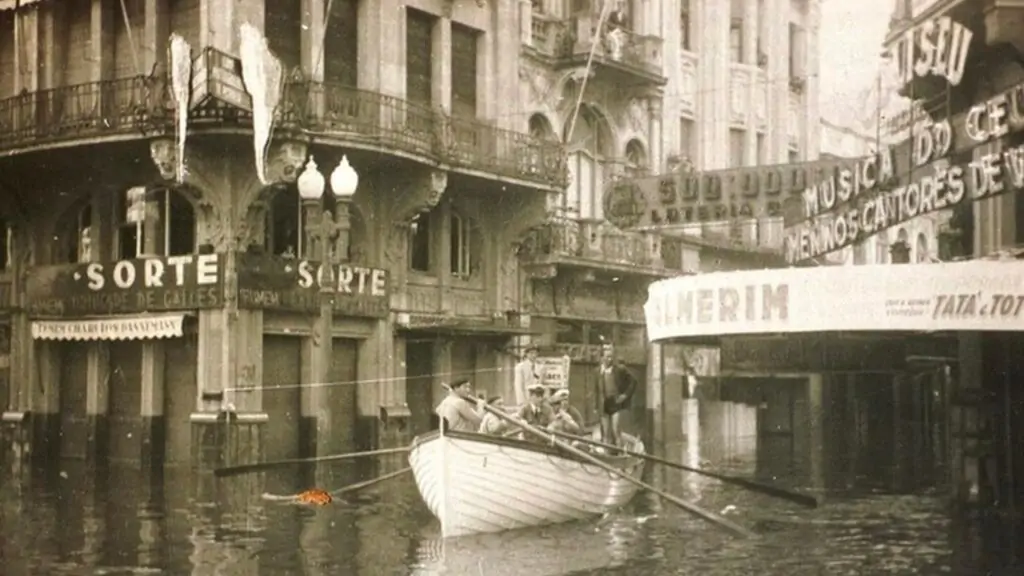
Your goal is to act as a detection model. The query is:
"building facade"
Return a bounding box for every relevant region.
[883,0,1024,562]
[512,0,821,425]
[0,0,567,467]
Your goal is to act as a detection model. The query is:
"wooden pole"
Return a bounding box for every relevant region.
[548,428,819,508]
[214,446,411,477]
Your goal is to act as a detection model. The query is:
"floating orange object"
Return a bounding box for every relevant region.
[295,488,333,506]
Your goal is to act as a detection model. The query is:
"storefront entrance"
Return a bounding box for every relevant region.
[262,335,302,462]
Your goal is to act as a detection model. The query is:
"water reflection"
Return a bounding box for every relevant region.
[0,400,1016,575]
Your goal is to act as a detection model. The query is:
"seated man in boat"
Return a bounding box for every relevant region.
[598,344,638,448]
[516,384,555,431]
[548,389,585,436]
[478,396,514,436]
[436,378,483,433]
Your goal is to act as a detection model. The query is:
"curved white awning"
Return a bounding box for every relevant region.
[645,260,1024,342]
[31,314,186,341]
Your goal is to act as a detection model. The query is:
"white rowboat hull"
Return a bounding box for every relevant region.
[409,430,645,538]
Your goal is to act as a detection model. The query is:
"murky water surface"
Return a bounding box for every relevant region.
[0,439,1008,575]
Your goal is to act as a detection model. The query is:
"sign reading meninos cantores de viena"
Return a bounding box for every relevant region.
[784,79,1024,264]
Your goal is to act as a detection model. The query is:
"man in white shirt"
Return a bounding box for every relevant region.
[435,379,483,433]
[513,345,540,407]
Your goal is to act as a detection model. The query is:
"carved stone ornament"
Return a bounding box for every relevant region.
[150,138,310,251]
[626,98,646,133]
[519,66,554,107]
[391,169,449,227]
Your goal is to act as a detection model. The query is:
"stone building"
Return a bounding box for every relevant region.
[883,0,1024,560]
[0,0,565,466]
[515,0,822,425]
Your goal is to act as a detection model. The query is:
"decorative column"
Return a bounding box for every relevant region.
[149,137,308,469]
[647,97,663,171]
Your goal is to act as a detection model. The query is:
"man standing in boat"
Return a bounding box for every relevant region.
[436,379,483,433]
[513,344,541,407]
[598,344,638,448]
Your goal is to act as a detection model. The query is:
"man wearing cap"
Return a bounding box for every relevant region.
[513,344,541,407]
[598,344,638,448]
[549,388,585,436]
[516,383,555,429]
[436,378,483,433]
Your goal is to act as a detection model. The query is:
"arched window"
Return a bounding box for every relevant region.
[915,232,929,263]
[409,212,431,272]
[563,104,613,220]
[265,186,364,260]
[528,113,556,141]
[450,210,479,278]
[53,198,93,264]
[117,187,195,259]
[624,139,648,178]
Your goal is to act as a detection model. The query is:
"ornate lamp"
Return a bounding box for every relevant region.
[297,157,327,200]
[329,155,358,199]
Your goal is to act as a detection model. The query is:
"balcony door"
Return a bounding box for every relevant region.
[564,104,612,220]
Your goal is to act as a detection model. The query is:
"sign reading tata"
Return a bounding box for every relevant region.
[236,253,389,318]
[27,254,224,316]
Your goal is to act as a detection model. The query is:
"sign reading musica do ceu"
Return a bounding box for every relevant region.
[644,260,1024,342]
[27,254,224,316]
[235,253,389,318]
[784,77,1024,264]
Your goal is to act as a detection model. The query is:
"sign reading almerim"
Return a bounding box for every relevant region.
[784,78,1024,264]
[644,260,1024,342]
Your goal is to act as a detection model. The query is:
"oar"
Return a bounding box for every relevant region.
[472,399,756,538]
[214,446,411,478]
[548,429,820,508]
[330,466,411,496]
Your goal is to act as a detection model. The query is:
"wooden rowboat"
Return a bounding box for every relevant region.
[409,428,645,538]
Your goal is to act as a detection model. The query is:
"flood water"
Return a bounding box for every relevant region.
[0,408,1016,575]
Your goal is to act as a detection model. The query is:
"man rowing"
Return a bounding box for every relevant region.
[435,378,483,433]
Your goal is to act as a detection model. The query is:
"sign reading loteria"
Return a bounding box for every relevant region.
[645,260,1024,342]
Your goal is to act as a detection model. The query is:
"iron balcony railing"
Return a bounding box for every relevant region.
[0,76,153,150]
[0,48,567,187]
[520,218,682,272]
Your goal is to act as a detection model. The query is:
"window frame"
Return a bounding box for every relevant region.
[408,212,432,273]
[450,210,473,279]
[117,187,196,260]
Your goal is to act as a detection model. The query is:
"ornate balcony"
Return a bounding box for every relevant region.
[518,218,679,278]
[555,15,665,86]
[0,76,155,153]
[0,47,567,188]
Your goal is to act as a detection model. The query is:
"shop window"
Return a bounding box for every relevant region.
[118,187,196,259]
[450,210,477,278]
[409,212,431,272]
[54,198,93,264]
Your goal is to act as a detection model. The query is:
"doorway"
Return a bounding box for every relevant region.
[262,335,302,462]
[405,340,435,435]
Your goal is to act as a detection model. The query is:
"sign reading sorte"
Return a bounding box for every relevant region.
[236,253,389,318]
[784,78,1024,264]
[26,254,223,316]
[644,260,1024,341]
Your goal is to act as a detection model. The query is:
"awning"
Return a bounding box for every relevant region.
[31,314,186,341]
[645,260,1024,342]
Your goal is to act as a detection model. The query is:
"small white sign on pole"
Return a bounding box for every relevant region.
[535,355,571,390]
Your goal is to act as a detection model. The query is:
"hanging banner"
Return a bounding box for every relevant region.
[535,355,571,390]
[645,260,1024,341]
[784,78,1024,264]
[31,313,186,341]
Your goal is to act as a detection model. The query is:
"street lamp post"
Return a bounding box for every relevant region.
[297,155,359,454]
